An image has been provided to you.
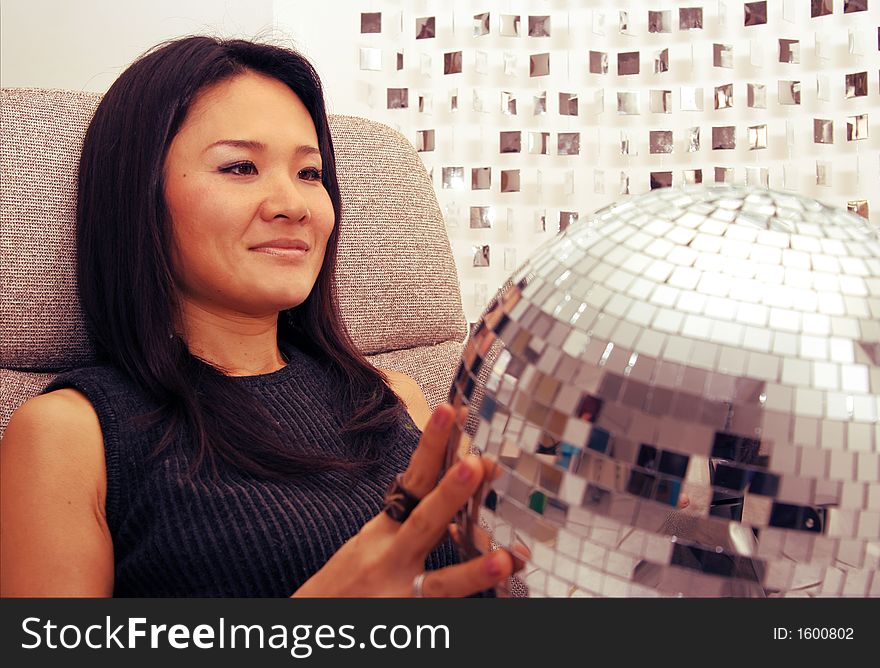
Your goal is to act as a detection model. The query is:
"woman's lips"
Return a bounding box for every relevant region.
[250,238,310,260]
[251,247,308,259]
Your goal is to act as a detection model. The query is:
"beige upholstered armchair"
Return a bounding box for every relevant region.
[0,88,468,435]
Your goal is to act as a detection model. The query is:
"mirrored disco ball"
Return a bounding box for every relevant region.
[447,185,880,597]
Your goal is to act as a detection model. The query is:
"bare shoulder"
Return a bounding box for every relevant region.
[4,389,104,460]
[1,388,112,596]
[2,388,106,509]
[378,369,432,431]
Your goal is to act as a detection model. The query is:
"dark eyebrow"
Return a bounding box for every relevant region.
[203,140,321,157]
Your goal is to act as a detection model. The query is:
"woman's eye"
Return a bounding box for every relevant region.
[220,161,258,176]
[300,167,323,181]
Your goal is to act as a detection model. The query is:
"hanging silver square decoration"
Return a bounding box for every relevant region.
[650,171,673,189]
[534,91,547,116]
[559,93,578,116]
[748,124,768,150]
[558,132,580,156]
[845,72,868,98]
[474,12,490,36]
[442,166,464,190]
[617,92,640,115]
[748,83,766,108]
[778,81,801,105]
[813,119,833,144]
[559,211,578,231]
[529,15,551,37]
[648,10,672,33]
[387,88,408,109]
[714,83,733,109]
[359,47,381,71]
[714,166,734,182]
[714,44,734,68]
[812,0,833,17]
[500,15,521,37]
[500,131,522,153]
[683,169,703,184]
[779,39,800,64]
[847,200,868,217]
[618,51,640,75]
[650,130,674,154]
[416,130,435,152]
[529,132,550,154]
[847,114,868,141]
[415,16,435,39]
[501,91,517,115]
[469,207,493,229]
[680,87,704,111]
[472,245,490,267]
[501,170,521,193]
[471,167,491,190]
[589,51,608,74]
[679,7,703,30]
[744,1,767,26]
[530,53,550,76]
[444,51,462,75]
[361,12,381,33]
[654,49,669,74]
[651,90,672,113]
[687,127,701,152]
[620,131,636,155]
[712,126,736,149]
[745,165,770,187]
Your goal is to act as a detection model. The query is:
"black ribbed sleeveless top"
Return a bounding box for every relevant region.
[41,342,462,597]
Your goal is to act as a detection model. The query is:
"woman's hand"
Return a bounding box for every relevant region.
[292,404,516,597]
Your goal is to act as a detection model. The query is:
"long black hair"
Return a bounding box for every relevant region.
[76,36,403,478]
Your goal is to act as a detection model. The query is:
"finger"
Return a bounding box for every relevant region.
[395,455,484,556]
[449,524,529,572]
[398,404,457,497]
[467,456,500,526]
[418,550,514,598]
[678,492,690,509]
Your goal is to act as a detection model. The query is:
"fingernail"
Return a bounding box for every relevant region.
[431,407,452,430]
[486,553,503,577]
[455,461,473,483]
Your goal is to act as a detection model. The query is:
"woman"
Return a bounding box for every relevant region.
[0,36,517,597]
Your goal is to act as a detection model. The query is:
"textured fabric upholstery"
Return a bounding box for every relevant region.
[0,88,466,435]
[331,115,467,355]
[1,88,100,369]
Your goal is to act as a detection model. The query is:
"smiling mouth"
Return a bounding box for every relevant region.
[251,247,309,259]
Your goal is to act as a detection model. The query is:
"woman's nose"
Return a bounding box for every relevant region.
[259,173,310,222]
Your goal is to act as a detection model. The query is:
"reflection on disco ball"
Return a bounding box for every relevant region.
[447,185,880,597]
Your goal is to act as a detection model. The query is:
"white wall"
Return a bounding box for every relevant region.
[0,0,275,92]
[272,0,373,119]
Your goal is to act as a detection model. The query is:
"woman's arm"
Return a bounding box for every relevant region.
[0,389,114,597]
[380,369,432,431]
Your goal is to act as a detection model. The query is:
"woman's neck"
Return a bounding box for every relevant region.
[176,302,286,376]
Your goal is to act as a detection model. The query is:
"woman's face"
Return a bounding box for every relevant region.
[163,71,334,320]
